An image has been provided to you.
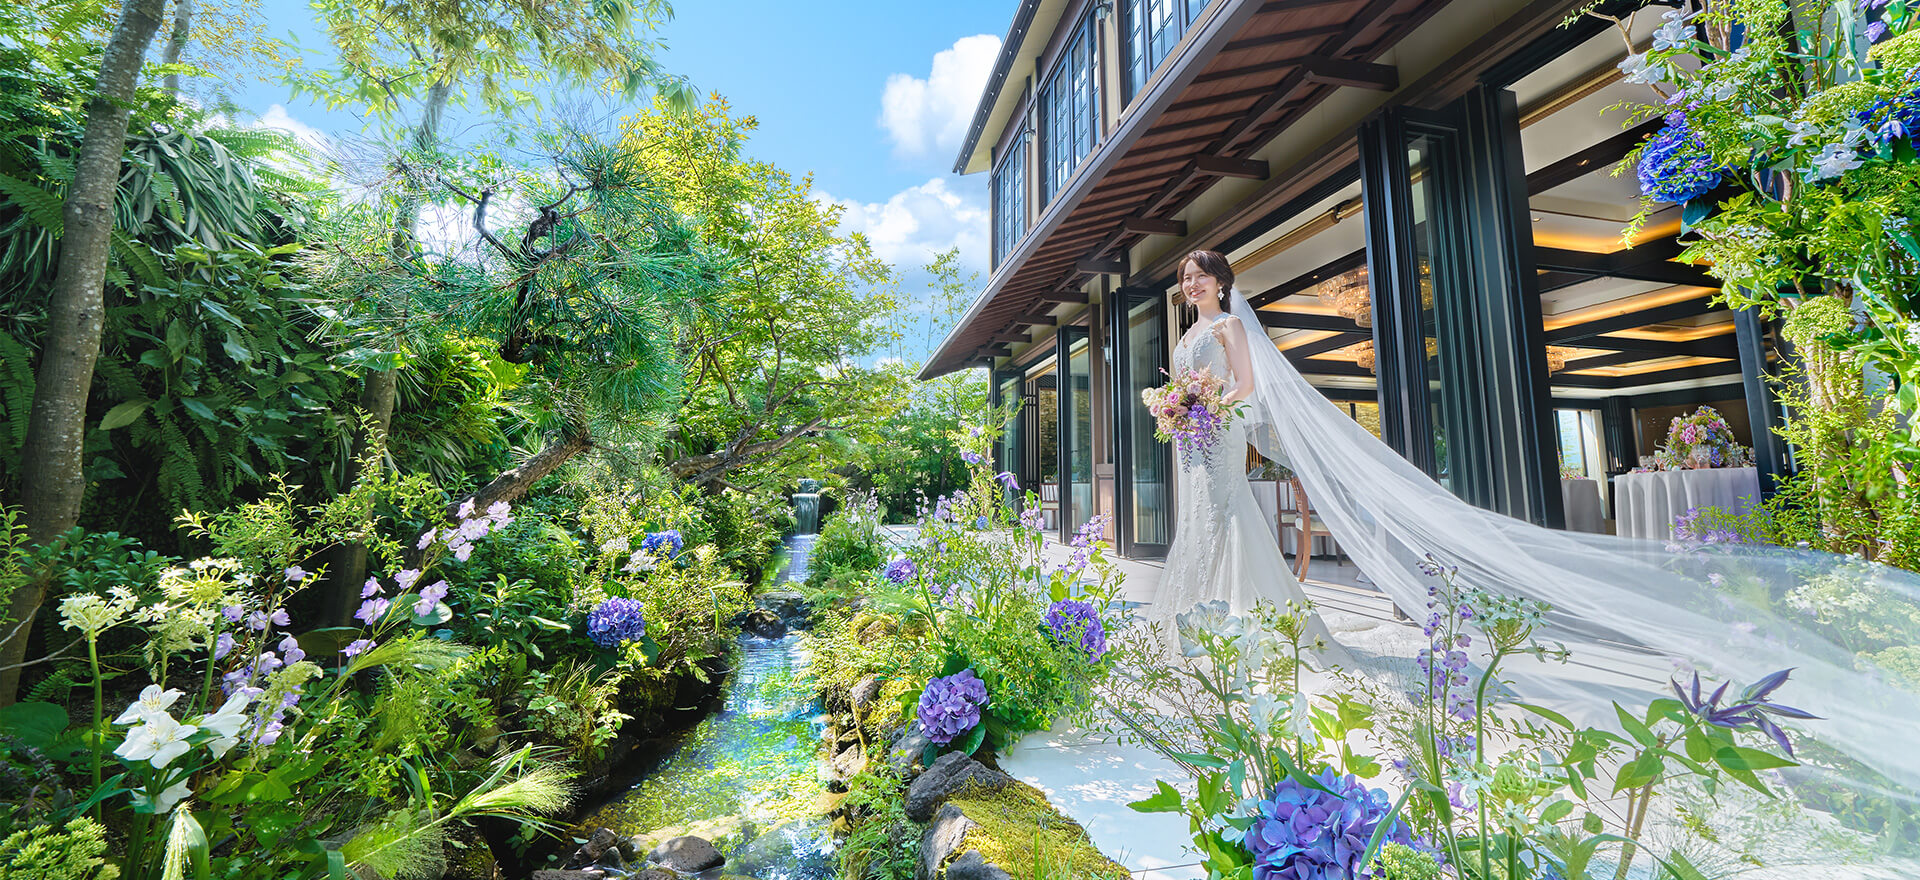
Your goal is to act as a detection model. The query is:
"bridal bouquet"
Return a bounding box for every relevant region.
[1655,405,1751,470]
[1141,367,1241,460]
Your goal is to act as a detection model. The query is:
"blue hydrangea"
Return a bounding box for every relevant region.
[882,555,917,584]
[1638,113,1722,203]
[916,669,989,746]
[1854,82,1920,149]
[639,530,684,559]
[1044,599,1107,661]
[587,597,648,648]
[1246,769,1414,880]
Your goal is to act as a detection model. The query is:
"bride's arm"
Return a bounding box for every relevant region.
[1215,315,1256,405]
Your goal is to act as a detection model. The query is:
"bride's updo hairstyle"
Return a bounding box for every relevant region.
[1181,249,1235,302]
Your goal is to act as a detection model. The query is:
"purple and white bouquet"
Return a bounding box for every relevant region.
[1141,366,1241,461]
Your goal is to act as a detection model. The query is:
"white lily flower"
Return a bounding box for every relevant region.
[200,692,253,740]
[115,713,199,769]
[1617,53,1669,85]
[1808,143,1863,180]
[114,685,185,725]
[1249,694,1282,737]
[1288,692,1318,746]
[153,777,193,813]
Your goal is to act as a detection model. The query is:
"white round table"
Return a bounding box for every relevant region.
[1559,478,1604,534]
[1612,467,1762,541]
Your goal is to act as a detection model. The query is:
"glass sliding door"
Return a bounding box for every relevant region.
[1057,327,1095,541]
[993,370,1026,507]
[1110,287,1172,557]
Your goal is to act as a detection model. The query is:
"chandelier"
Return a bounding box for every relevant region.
[1318,266,1372,328]
[1315,261,1436,329]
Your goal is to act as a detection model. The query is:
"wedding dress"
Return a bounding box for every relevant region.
[1150,312,1338,653]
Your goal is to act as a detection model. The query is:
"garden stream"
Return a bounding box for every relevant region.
[574,531,838,878]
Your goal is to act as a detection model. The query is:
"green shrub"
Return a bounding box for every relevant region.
[805,494,886,597]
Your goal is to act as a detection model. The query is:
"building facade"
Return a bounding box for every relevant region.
[923,0,1790,559]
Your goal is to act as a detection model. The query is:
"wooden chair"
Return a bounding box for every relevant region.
[1284,476,1332,582]
[1038,482,1060,532]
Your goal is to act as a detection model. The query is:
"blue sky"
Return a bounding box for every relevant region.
[214,1,1010,363]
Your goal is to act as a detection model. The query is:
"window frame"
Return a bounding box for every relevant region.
[1039,11,1101,205]
[1120,0,1197,105]
[991,131,1029,269]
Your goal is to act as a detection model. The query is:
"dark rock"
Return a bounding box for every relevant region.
[564,828,622,868]
[647,835,724,873]
[945,850,1014,880]
[888,725,931,776]
[757,589,812,626]
[831,742,865,779]
[742,608,787,639]
[919,803,977,880]
[529,871,599,880]
[904,752,1014,823]
[850,675,882,714]
[630,871,676,880]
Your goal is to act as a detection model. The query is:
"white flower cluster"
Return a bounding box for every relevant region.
[110,685,256,813]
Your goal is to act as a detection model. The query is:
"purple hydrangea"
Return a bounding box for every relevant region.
[587,597,648,649]
[1246,769,1415,880]
[1044,599,1107,661]
[882,555,918,584]
[1638,112,1722,203]
[916,669,989,746]
[639,530,684,559]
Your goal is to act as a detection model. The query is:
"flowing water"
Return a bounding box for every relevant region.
[577,534,838,879]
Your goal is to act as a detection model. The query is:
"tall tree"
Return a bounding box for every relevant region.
[2,0,169,703]
[625,99,908,492]
[295,0,694,622]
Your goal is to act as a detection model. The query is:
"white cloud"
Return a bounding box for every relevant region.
[816,176,990,274]
[879,34,1001,159]
[256,104,329,152]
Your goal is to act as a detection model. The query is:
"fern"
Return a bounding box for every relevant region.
[0,170,63,232]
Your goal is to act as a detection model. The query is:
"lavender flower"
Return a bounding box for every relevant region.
[1246,769,1415,880]
[916,669,989,746]
[1638,113,1721,202]
[587,597,648,649]
[277,635,305,665]
[355,597,391,625]
[1672,668,1818,756]
[1044,599,1107,661]
[342,639,374,658]
[361,578,382,599]
[960,450,985,466]
[995,471,1019,490]
[882,556,918,584]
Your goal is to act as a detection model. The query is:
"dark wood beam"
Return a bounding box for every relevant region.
[1549,360,1742,389]
[1225,23,1353,53]
[1194,154,1269,179]
[1545,297,1717,342]
[1249,249,1367,306]
[1533,245,1714,288]
[1035,289,1091,304]
[983,344,1014,357]
[1526,117,1661,196]
[1075,257,1126,276]
[1122,215,1188,236]
[1018,313,1059,327]
[1556,351,1647,372]
[1283,331,1370,359]
[1168,85,1282,113]
[1193,58,1300,85]
[1300,55,1399,90]
[1257,311,1369,333]
[1287,355,1375,378]
[1569,335,1737,358]
[1259,0,1358,10]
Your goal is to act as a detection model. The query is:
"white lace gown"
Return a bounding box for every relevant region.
[1148,315,1336,650]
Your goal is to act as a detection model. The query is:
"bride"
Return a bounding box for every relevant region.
[1152,250,1336,651]
[1138,248,1920,803]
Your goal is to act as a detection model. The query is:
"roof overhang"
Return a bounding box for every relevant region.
[922,0,1462,379]
[952,0,1062,176]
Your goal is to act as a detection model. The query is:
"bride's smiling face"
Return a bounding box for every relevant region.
[1179,259,1221,306]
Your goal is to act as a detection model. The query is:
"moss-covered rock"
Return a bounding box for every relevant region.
[919,781,1129,880]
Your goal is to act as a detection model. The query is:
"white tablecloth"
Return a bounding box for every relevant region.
[1613,467,1762,541]
[1559,478,1604,534]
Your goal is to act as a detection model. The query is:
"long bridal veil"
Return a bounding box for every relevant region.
[1222,288,1920,814]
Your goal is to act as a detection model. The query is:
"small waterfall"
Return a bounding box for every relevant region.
[578,532,836,878]
[791,478,822,535]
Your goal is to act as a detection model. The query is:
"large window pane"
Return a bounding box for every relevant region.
[1041,16,1100,202]
[991,140,1026,267]
[1125,297,1169,547]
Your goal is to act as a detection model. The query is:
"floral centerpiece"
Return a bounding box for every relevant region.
[1599,0,1920,423]
[1142,366,1243,462]
[1654,405,1752,469]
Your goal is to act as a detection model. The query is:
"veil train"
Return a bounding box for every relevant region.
[1220,286,1920,802]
